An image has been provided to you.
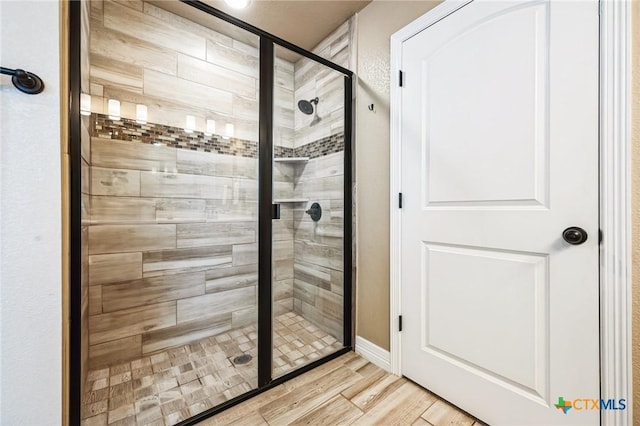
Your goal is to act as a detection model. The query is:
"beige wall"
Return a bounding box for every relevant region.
[355,0,440,349]
[631,0,639,421]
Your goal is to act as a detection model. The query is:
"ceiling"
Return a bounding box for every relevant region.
[202,0,371,50]
[152,0,371,62]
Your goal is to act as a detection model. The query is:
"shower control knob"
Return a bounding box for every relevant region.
[305,202,322,222]
[562,227,588,245]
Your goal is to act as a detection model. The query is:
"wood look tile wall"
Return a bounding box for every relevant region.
[291,153,345,340]
[87,136,267,367]
[293,18,354,147]
[287,18,353,341]
[88,0,295,146]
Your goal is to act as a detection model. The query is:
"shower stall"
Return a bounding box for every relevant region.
[69,1,353,424]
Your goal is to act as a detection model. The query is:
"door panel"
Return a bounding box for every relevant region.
[422,243,549,401]
[400,1,599,424]
[423,2,548,207]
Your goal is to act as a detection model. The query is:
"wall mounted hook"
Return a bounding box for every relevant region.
[1,67,45,94]
[368,104,374,111]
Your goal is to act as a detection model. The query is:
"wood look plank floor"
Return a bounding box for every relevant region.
[199,353,488,426]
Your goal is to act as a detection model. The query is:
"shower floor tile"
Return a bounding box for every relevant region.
[271,312,342,378]
[81,313,343,426]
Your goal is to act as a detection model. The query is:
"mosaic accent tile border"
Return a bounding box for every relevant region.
[90,114,344,160]
[275,145,295,158]
[91,114,258,159]
[294,133,345,159]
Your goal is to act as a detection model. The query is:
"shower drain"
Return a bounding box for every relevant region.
[233,354,252,365]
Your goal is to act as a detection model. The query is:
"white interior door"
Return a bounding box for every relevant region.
[399,1,599,424]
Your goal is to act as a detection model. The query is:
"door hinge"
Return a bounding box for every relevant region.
[399,315,403,332]
[399,192,403,208]
[399,70,404,87]
[599,229,603,244]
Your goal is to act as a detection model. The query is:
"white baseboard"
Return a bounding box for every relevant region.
[355,336,391,372]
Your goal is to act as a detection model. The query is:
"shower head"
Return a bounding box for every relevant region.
[297,97,319,115]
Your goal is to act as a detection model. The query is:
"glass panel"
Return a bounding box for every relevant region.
[272,44,346,378]
[80,2,259,423]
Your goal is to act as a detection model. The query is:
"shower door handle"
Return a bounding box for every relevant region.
[272,203,281,220]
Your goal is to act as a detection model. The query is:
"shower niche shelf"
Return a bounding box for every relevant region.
[274,198,309,203]
[274,157,309,163]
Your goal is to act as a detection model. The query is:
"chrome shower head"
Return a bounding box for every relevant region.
[297,97,319,115]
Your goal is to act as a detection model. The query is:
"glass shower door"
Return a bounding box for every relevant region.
[80,2,261,424]
[271,45,347,378]
[75,2,353,423]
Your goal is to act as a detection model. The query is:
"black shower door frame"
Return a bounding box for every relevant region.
[68,1,354,424]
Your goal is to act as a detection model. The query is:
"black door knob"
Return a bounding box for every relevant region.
[562,227,588,245]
